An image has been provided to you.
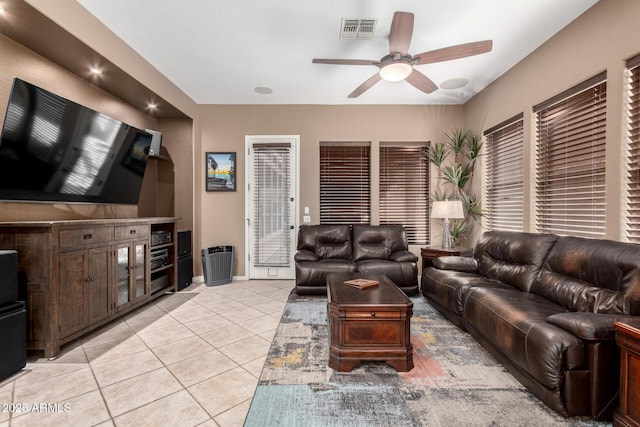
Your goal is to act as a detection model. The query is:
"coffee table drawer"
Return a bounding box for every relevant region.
[346,310,401,319]
[344,321,403,345]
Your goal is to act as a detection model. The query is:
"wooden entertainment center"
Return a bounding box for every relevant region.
[0,217,177,358]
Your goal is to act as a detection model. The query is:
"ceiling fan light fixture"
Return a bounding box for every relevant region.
[379,61,412,82]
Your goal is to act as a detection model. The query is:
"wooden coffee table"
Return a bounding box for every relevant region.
[327,273,413,372]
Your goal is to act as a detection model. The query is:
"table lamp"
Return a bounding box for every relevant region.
[431,200,465,249]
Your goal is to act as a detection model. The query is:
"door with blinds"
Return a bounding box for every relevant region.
[246,136,298,279]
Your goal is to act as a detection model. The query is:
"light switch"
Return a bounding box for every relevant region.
[303,215,311,223]
[304,206,310,215]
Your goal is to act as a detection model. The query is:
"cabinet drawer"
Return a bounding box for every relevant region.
[346,310,401,319]
[115,225,149,241]
[60,227,112,248]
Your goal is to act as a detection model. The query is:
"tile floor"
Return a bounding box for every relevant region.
[0,279,294,427]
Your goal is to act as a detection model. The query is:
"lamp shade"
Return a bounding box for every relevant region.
[431,200,465,219]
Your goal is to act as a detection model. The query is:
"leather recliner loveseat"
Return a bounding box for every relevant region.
[421,230,640,419]
[294,224,419,295]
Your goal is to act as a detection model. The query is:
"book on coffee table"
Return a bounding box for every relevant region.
[343,278,379,289]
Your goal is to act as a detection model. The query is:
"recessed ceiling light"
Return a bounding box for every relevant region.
[146,102,157,110]
[254,86,273,95]
[0,6,5,13]
[89,67,102,75]
[440,78,469,90]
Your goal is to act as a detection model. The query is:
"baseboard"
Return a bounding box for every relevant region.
[192,275,248,282]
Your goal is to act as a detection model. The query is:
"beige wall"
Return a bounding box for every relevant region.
[196,104,463,276]
[159,119,194,232]
[463,0,640,241]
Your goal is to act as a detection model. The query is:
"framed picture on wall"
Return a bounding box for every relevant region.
[206,152,236,191]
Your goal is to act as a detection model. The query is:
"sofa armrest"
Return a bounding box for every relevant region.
[546,312,638,341]
[389,250,418,262]
[432,256,478,273]
[294,249,318,262]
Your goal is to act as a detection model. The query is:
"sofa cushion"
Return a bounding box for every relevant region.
[293,249,318,262]
[463,287,585,391]
[352,225,408,261]
[296,224,352,260]
[422,267,512,321]
[432,256,478,273]
[356,259,418,292]
[389,250,419,263]
[531,236,640,315]
[295,259,357,287]
[475,231,559,292]
[546,312,621,341]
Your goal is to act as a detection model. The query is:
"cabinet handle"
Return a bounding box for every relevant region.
[83,233,93,240]
[130,229,136,234]
[371,312,376,317]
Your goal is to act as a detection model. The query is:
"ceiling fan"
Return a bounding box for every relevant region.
[312,11,493,98]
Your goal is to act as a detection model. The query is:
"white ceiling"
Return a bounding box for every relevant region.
[76,0,598,105]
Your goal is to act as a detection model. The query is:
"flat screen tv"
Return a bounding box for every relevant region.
[0,78,152,204]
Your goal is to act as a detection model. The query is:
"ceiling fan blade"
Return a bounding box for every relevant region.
[348,73,382,98]
[414,40,493,65]
[312,58,378,66]
[406,70,438,94]
[389,11,414,55]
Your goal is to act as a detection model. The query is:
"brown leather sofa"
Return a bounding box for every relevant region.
[294,224,418,295]
[421,231,640,419]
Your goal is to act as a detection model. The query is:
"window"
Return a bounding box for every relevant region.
[534,72,607,238]
[484,114,524,232]
[626,54,640,242]
[379,143,429,244]
[319,142,370,224]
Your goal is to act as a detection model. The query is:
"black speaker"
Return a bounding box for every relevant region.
[177,230,192,257]
[0,302,26,380]
[0,250,18,306]
[145,129,163,156]
[177,254,193,291]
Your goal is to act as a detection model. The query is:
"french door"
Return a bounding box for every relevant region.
[245,135,299,279]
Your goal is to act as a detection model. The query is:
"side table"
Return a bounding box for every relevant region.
[614,319,640,427]
[420,246,471,272]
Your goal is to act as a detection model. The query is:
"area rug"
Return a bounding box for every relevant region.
[244,291,612,427]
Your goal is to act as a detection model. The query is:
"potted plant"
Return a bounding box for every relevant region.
[425,128,484,245]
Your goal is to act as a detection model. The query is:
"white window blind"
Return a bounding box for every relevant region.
[534,72,607,238]
[626,54,640,242]
[252,144,291,266]
[320,142,370,224]
[484,114,524,232]
[379,143,429,244]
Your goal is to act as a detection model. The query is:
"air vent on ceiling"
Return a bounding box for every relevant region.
[340,18,377,39]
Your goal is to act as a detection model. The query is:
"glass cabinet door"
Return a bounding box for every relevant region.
[117,246,130,307]
[133,243,147,299]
